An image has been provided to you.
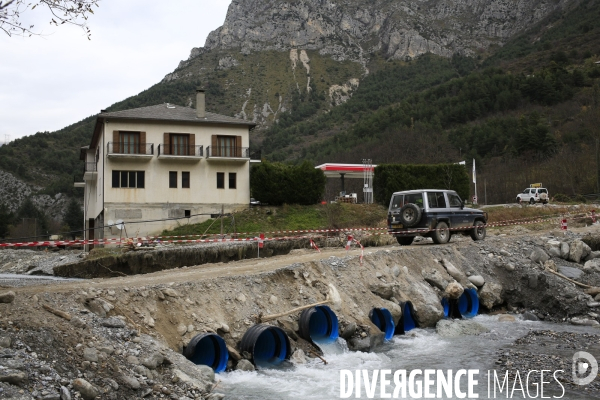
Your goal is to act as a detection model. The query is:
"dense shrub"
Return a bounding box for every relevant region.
[251,161,326,206]
[373,164,470,205]
[553,193,571,202]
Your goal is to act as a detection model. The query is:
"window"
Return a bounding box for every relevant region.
[217,172,225,189]
[182,172,190,188]
[217,136,235,157]
[171,134,189,155]
[427,192,446,208]
[404,193,424,207]
[229,173,236,189]
[169,171,177,188]
[111,171,144,188]
[120,131,140,154]
[184,210,191,218]
[448,193,462,208]
[390,195,403,210]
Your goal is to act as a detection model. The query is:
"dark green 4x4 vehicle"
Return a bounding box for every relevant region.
[387,189,488,246]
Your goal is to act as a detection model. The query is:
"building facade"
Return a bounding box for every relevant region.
[75,90,257,246]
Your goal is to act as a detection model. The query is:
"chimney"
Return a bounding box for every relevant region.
[196,88,205,118]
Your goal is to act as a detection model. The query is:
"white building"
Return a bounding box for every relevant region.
[75,89,257,247]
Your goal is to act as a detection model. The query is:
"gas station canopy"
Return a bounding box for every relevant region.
[315,163,377,178]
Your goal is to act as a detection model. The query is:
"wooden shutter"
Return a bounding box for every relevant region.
[139,131,146,154]
[211,135,217,156]
[236,135,242,157]
[164,133,170,155]
[113,131,120,153]
[189,134,195,156]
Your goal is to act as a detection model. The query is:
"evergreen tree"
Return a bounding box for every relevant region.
[63,198,84,239]
[0,203,12,239]
[17,198,48,231]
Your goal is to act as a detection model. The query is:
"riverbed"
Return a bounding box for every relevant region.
[219,315,600,399]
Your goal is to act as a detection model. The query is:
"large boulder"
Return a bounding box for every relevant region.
[468,275,485,287]
[436,320,490,337]
[548,246,561,258]
[584,259,600,273]
[348,332,385,353]
[560,242,570,259]
[546,240,562,258]
[235,359,255,371]
[393,280,444,328]
[421,269,448,291]
[530,248,549,264]
[584,251,600,262]
[0,291,15,304]
[558,266,583,280]
[369,283,394,300]
[442,259,468,282]
[444,282,464,300]
[569,241,591,263]
[381,300,403,323]
[479,282,503,309]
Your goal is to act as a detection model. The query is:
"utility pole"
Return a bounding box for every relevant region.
[484,179,487,205]
[220,205,224,236]
[596,139,600,193]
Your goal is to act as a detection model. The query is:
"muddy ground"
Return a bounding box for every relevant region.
[1,223,600,399]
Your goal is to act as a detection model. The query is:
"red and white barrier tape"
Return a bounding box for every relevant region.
[345,235,364,264]
[147,226,388,240]
[1,211,597,248]
[310,239,321,253]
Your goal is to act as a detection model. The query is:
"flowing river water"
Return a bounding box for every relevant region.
[219,315,600,399]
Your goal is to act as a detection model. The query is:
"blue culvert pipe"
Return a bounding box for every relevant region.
[458,288,479,318]
[240,324,291,368]
[183,333,229,373]
[369,308,395,340]
[441,297,450,318]
[298,305,339,345]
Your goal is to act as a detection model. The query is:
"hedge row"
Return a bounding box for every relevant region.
[250,161,326,206]
[373,164,470,205]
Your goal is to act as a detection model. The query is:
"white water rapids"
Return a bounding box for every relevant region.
[218,316,599,399]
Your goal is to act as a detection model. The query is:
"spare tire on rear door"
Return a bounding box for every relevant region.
[399,203,422,227]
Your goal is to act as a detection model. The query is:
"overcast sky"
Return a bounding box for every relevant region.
[0,1,231,142]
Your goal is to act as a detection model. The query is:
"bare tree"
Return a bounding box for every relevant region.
[0,0,98,38]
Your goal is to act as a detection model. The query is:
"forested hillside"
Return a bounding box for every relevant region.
[258,0,600,203]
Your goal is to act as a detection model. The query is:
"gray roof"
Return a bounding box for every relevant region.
[99,104,255,127]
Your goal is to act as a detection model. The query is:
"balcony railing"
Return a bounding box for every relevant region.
[158,144,203,157]
[83,162,97,173]
[206,146,249,158]
[249,150,261,161]
[107,142,154,155]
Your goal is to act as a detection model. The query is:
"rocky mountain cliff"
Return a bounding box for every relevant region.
[202,0,575,63]
[164,0,577,131]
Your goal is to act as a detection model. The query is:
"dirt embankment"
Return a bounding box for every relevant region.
[1,227,600,399]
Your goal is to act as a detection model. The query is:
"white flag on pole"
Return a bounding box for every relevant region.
[472,159,476,184]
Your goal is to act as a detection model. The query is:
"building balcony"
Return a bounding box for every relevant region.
[249,149,262,164]
[107,142,154,160]
[206,146,250,162]
[83,162,98,181]
[73,174,85,188]
[157,144,203,161]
